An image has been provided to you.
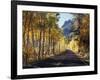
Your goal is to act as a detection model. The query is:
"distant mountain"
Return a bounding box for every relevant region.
[62,20,73,37]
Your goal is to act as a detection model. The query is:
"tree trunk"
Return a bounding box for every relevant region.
[42,30,45,59]
[32,29,36,60]
[52,38,55,55]
[48,28,51,55]
[23,12,28,52]
[39,30,42,60]
[59,41,60,54]
[26,12,33,65]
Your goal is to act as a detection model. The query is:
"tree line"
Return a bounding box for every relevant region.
[22,11,67,65]
[67,13,90,62]
[22,11,90,66]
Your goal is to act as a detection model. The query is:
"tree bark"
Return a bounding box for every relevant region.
[42,29,45,59]
[48,28,51,55]
[26,12,33,65]
[39,29,42,60]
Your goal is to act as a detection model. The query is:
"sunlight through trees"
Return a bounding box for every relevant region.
[22,11,89,67]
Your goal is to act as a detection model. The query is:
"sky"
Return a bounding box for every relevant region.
[57,13,74,28]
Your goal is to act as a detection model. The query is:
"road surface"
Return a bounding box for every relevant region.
[24,49,89,68]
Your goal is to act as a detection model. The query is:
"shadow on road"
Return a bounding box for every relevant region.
[23,49,89,69]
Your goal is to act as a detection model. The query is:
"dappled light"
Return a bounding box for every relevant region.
[22,11,89,68]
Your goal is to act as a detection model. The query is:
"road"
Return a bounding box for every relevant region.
[24,49,89,68]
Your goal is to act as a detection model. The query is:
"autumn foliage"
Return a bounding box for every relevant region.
[22,11,90,67]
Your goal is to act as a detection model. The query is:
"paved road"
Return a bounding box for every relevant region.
[24,49,89,68]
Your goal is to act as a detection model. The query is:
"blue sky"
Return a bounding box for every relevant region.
[57,13,74,28]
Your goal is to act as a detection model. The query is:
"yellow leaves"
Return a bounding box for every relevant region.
[68,39,79,53]
[80,14,89,42]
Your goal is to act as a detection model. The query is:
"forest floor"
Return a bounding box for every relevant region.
[23,49,89,68]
